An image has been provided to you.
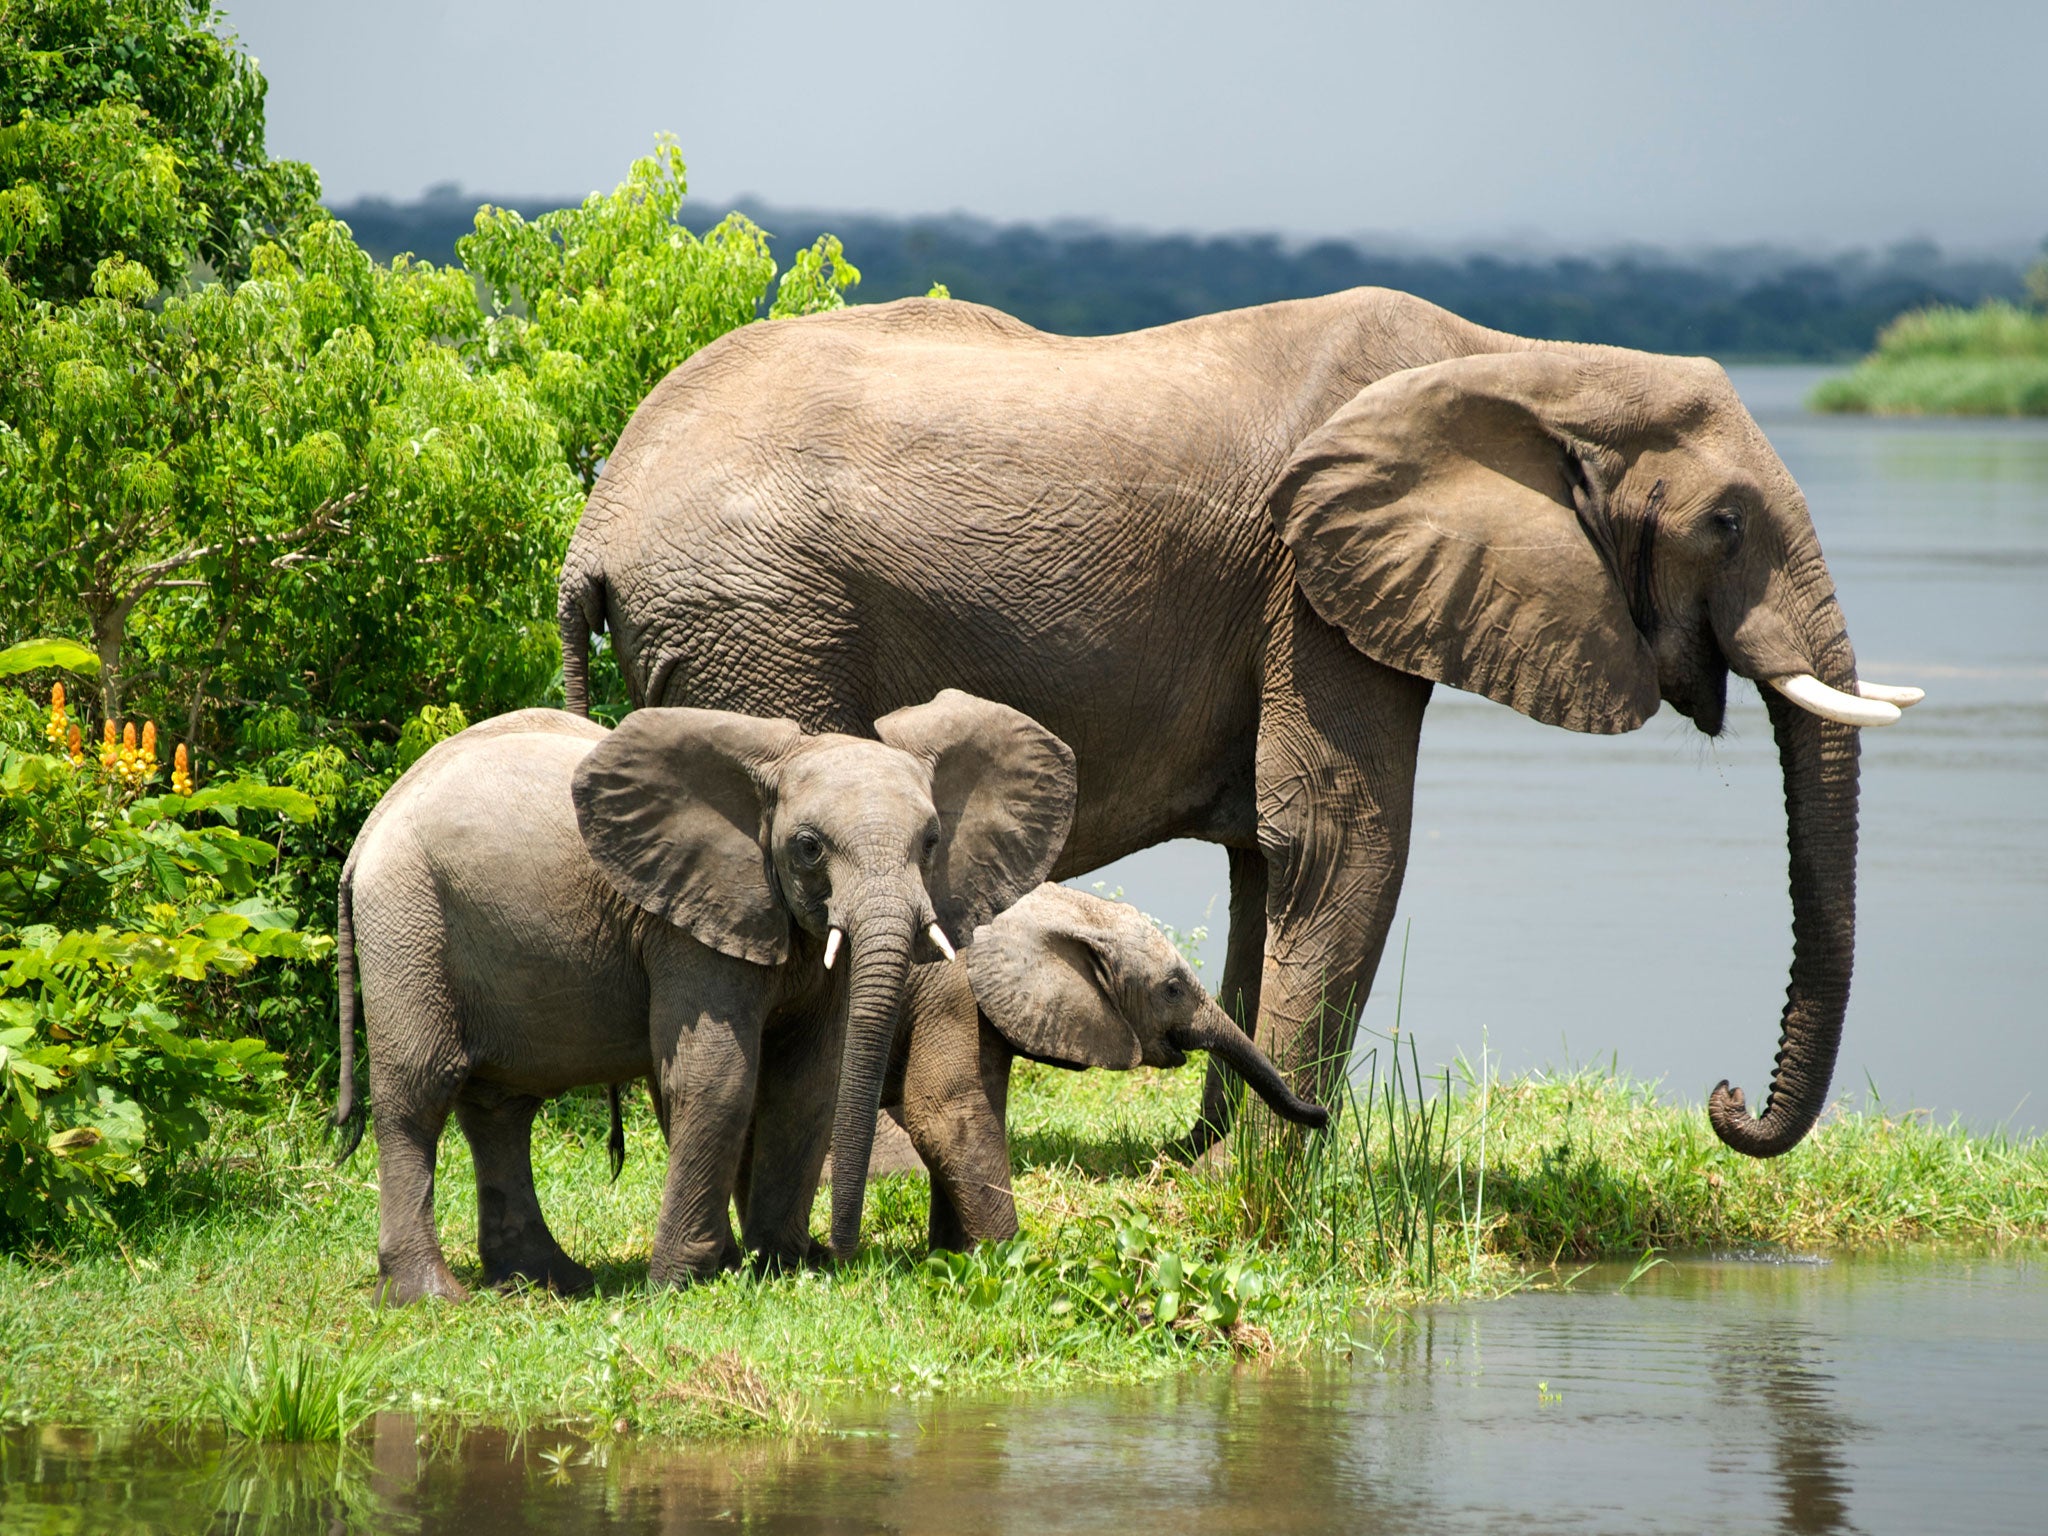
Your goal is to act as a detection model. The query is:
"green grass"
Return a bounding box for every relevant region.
[2,1055,2043,1442]
[1812,301,2048,416]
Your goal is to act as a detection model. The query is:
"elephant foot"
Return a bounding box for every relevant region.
[375,1260,471,1306]
[649,1239,742,1288]
[747,1241,814,1279]
[482,1249,595,1297]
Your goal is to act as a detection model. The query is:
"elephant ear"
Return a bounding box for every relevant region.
[571,708,803,967]
[1271,350,1661,735]
[874,689,1077,938]
[964,887,1142,1071]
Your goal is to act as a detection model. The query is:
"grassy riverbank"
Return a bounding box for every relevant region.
[3,1054,2043,1440]
[1811,301,2048,416]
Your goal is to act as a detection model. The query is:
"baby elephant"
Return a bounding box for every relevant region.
[883,885,1329,1250]
[334,694,1074,1301]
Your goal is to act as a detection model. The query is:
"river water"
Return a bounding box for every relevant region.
[1085,367,2048,1133]
[6,1251,2042,1533]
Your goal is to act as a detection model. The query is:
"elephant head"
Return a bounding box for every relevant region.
[1270,349,1920,1157]
[571,689,1075,1256]
[964,886,1329,1128]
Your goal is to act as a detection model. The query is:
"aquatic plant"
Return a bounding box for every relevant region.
[208,1331,384,1443]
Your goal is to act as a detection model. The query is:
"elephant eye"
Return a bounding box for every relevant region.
[792,831,825,868]
[1713,509,1745,555]
[1164,979,1185,1002]
[921,828,940,863]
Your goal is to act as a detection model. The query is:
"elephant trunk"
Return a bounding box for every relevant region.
[1707,679,1861,1157]
[1174,1000,1330,1130]
[827,882,921,1259]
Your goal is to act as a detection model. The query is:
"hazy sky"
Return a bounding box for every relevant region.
[220,0,2046,251]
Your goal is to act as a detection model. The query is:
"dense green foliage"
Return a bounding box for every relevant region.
[341,188,2036,360]
[1811,298,2048,416]
[0,640,325,1233]
[0,5,861,1239]
[0,0,319,301]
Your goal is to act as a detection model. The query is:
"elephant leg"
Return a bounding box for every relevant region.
[369,1064,467,1306]
[1251,588,1431,1115]
[455,1083,592,1295]
[738,1004,839,1270]
[926,1179,972,1253]
[1179,845,1270,1155]
[647,950,767,1285]
[901,1028,1017,1250]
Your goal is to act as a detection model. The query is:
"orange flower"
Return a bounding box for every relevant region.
[99,719,118,772]
[44,683,70,750]
[172,742,194,796]
[67,724,84,766]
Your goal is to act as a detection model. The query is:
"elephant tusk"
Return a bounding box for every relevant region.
[823,927,843,971]
[1857,680,1925,708]
[1768,674,1902,728]
[927,923,957,961]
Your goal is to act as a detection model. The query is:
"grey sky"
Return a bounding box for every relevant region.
[220,0,2046,251]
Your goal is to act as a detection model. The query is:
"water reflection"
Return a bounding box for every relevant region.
[1708,1313,1861,1535]
[6,1253,2043,1535]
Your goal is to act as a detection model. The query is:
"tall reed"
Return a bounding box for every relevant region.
[1218,926,1463,1286]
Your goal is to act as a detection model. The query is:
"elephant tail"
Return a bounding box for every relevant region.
[559,565,606,717]
[332,849,366,1163]
[606,1084,625,1182]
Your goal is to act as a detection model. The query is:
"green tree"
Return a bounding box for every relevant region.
[0,229,583,740]
[460,137,860,489]
[0,0,319,302]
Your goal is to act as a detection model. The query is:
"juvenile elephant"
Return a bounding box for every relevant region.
[884,886,1329,1249]
[332,692,1074,1300]
[560,289,1923,1160]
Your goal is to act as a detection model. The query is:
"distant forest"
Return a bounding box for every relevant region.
[334,187,2034,361]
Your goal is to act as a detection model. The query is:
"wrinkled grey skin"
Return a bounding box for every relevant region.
[562,289,1879,1160]
[885,886,1328,1250]
[333,692,1073,1301]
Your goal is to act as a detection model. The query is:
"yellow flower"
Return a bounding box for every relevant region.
[99,719,118,772]
[138,721,158,781]
[45,682,69,749]
[172,742,193,796]
[67,724,83,767]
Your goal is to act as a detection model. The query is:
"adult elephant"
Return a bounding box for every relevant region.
[559,289,1920,1159]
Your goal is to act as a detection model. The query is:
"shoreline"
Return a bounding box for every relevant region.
[4,1058,2042,1442]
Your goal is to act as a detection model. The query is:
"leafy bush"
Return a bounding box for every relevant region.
[0,642,325,1233]
[1063,1207,1282,1340]
[921,1215,1284,1349]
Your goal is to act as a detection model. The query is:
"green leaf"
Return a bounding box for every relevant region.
[224,897,299,931]
[0,638,100,678]
[179,781,319,823]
